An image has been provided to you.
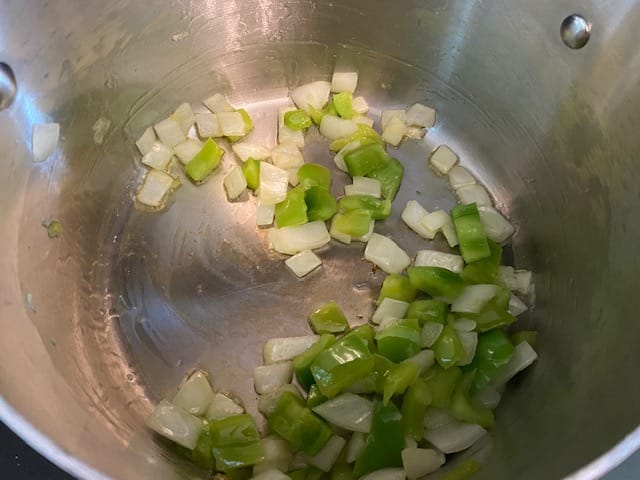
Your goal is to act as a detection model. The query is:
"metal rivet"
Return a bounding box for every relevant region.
[561,14,592,49]
[0,62,17,111]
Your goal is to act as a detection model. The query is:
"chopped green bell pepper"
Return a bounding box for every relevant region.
[306,384,329,408]
[407,266,466,301]
[469,329,514,393]
[353,401,404,477]
[333,92,357,119]
[289,469,308,480]
[294,334,337,391]
[346,354,394,394]
[275,185,308,227]
[338,195,392,220]
[284,109,312,131]
[348,324,376,352]
[331,209,372,237]
[468,289,514,332]
[406,299,447,325]
[423,365,462,408]
[170,427,216,470]
[209,414,263,471]
[461,239,503,284]
[451,370,495,427]
[343,143,390,177]
[377,274,418,304]
[186,138,223,184]
[309,301,350,334]
[510,330,538,347]
[451,203,491,264]
[241,158,260,190]
[305,186,338,222]
[329,125,383,152]
[268,391,333,455]
[311,333,375,398]
[382,360,420,405]
[401,378,432,440]
[376,318,421,363]
[432,324,465,369]
[299,163,332,190]
[366,157,404,200]
[439,459,481,480]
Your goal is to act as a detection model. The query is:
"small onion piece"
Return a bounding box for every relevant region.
[195,112,222,138]
[345,176,381,198]
[203,93,234,113]
[331,71,358,93]
[256,199,276,227]
[320,115,358,140]
[154,117,186,147]
[313,393,373,433]
[172,103,195,135]
[401,448,445,479]
[372,298,410,325]
[145,400,204,449]
[474,386,501,410]
[269,221,331,255]
[345,432,366,463]
[223,165,247,200]
[491,341,537,386]
[405,103,436,128]
[258,384,303,416]
[478,206,516,243]
[382,116,408,146]
[448,165,476,189]
[271,142,305,171]
[32,122,60,162]
[352,96,370,114]
[424,420,487,454]
[172,370,214,416]
[401,200,432,239]
[364,233,411,274]
[285,250,322,278]
[354,116,375,128]
[404,126,426,140]
[142,142,174,170]
[217,111,246,137]
[360,468,406,480]
[457,330,478,366]
[414,250,464,273]
[136,170,179,209]
[258,162,290,205]
[290,81,331,113]
[253,436,294,475]
[279,106,305,148]
[264,335,319,364]
[451,285,501,314]
[306,436,347,472]
[232,142,271,162]
[421,322,444,348]
[253,362,293,395]
[251,469,290,480]
[453,318,477,332]
[173,139,203,165]
[423,408,455,431]
[381,110,407,129]
[405,349,435,375]
[135,127,157,155]
[508,295,528,316]
[429,145,458,175]
[456,184,492,207]
[420,209,452,238]
[441,220,459,248]
[206,393,244,420]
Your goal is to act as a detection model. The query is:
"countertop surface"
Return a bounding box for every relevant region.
[1,420,639,479]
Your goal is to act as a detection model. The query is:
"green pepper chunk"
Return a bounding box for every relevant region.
[348,324,376,353]
[338,195,392,220]
[468,288,514,332]
[209,414,263,471]
[451,203,491,264]
[423,366,462,408]
[310,333,375,398]
[305,186,338,222]
[329,125,383,152]
[309,301,350,334]
[376,318,421,363]
[451,370,495,428]
[227,109,254,142]
[331,209,372,237]
[169,427,216,470]
[353,401,404,477]
[333,92,357,119]
[469,329,514,393]
[461,240,503,285]
[439,459,481,480]
[306,467,329,480]
[275,185,308,227]
[306,384,329,408]
[267,392,333,455]
[367,157,404,200]
[284,109,313,131]
[294,334,337,391]
[241,158,260,190]
[432,324,465,369]
[407,266,466,301]
[344,143,390,177]
[510,330,538,347]
[185,138,223,183]
[402,379,432,440]
[382,360,420,405]
[299,163,332,190]
[346,354,394,394]
[289,470,308,480]
[377,274,418,304]
[406,299,447,325]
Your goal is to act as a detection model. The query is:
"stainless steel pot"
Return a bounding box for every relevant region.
[1,0,639,479]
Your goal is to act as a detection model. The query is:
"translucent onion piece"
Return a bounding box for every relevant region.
[364,233,411,274]
[224,165,248,200]
[135,126,156,155]
[414,250,464,273]
[320,115,358,140]
[253,362,293,395]
[285,250,322,278]
[269,221,331,255]
[331,71,358,93]
[206,393,244,420]
[145,400,204,449]
[32,122,60,162]
[232,142,271,162]
[372,298,410,325]
[382,116,408,146]
[263,336,319,364]
[405,103,436,128]
[203,93,234,113]
[172,370,214,416]
[290,81,331,113]
[401,448,445,479]
[429,145,458,175]
[154,117,185,147]
[313,393,373,433]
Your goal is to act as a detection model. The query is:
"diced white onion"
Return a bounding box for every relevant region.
[258,384,302,416]
[456,184,492,207]
[264,335,319,364]
[204,93,234,113]
[154,117,186,147]
[404,126,426,140]
[352,96,369,114]
[441,220,459,247]
[142,142,174,170]
[478,206,515,242]
[405,103,437,128]
[372,298,410,325]
[405,349,435,375]
[172,370,214,416]
[232,142,271,162]
[206,393,244,420]
[287,167,300,187]
[491,341,537,386]
[382,116,408,147]
[360,468,406,480]
[271,142,305,170]
[334,140,363,172]
[474,386,501,410]
[136,170,179,208]
[401,200,433,239]
[414,250,464,273]
[32,122,60,162]
[421,322,444,348]
[418,210,451,240]
[423,408,455,431]
[405,436,418,450]
[498,266,517,291]
[448,165,476,189]
[253,362,293,395]
[256,200,276,227]
[258,162,290,205]
[453,318,477,332]
[285,250,322,278]
[146,400,204,449]
[278,106,305,148]
[173,139,203,165]
[195,112,222,138]
[331,71,358,93]
[364,233,411,274]
[508,295,528,316]
[345,176,381,198]
[224,166,248,200]
[313,393,373,433]
[269,221,331,255]
[330,219,352,245]
[290,81,331,113]
[457,331,478,366]
[424,420,487,454]
[381,110,407,129]
[451,285,501,314]
[401,448,445,479]
[172,103,195,134]
[320,115,358,140]
[253,436,294,475]
[353,219,376,243]
[251,469,290,480]
[353,116,375,128]
[135,127,157,155]
[306,436,347,472]
[217,111,246,137]
[429,145,458,175]
[345,432,366,463]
